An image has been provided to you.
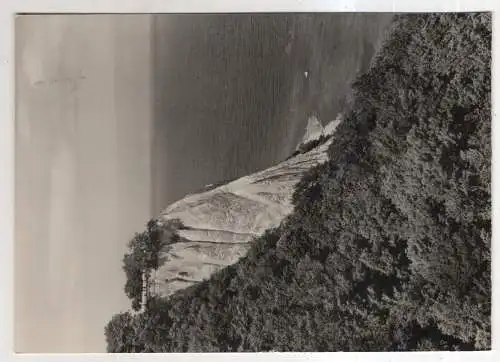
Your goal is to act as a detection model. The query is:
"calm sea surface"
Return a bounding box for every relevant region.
[152,13,393,211]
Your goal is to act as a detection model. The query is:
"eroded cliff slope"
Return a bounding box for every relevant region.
[150,116,341,297]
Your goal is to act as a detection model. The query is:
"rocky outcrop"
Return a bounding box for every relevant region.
[150,116,341,297]
[299,116,325,146]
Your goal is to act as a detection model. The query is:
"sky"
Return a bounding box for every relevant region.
[15,14,154,352]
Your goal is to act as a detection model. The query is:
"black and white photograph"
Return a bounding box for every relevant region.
[12,10,491,353]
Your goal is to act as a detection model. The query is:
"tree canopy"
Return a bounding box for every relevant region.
[121,218,182,311]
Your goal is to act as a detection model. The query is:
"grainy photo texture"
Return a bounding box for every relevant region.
[14,13,491,353]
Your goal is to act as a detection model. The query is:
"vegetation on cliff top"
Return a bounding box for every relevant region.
[121,219,182,311]
[105,12,491,352]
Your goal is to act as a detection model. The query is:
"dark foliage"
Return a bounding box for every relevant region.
[104,311,145,353]
[106,13,491,352]
[121,219,182,311]
[286,134,331,160]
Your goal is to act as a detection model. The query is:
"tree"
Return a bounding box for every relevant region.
[104,312,144,353]
[122,252,143,311]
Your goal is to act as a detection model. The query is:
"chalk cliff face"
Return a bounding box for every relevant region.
[151,116,341,297]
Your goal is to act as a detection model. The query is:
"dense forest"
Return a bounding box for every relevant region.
[105,13,491,352]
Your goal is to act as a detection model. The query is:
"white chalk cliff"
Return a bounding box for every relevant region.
[150,116,342,297]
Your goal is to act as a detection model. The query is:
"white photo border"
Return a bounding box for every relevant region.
[1,1,498,361]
